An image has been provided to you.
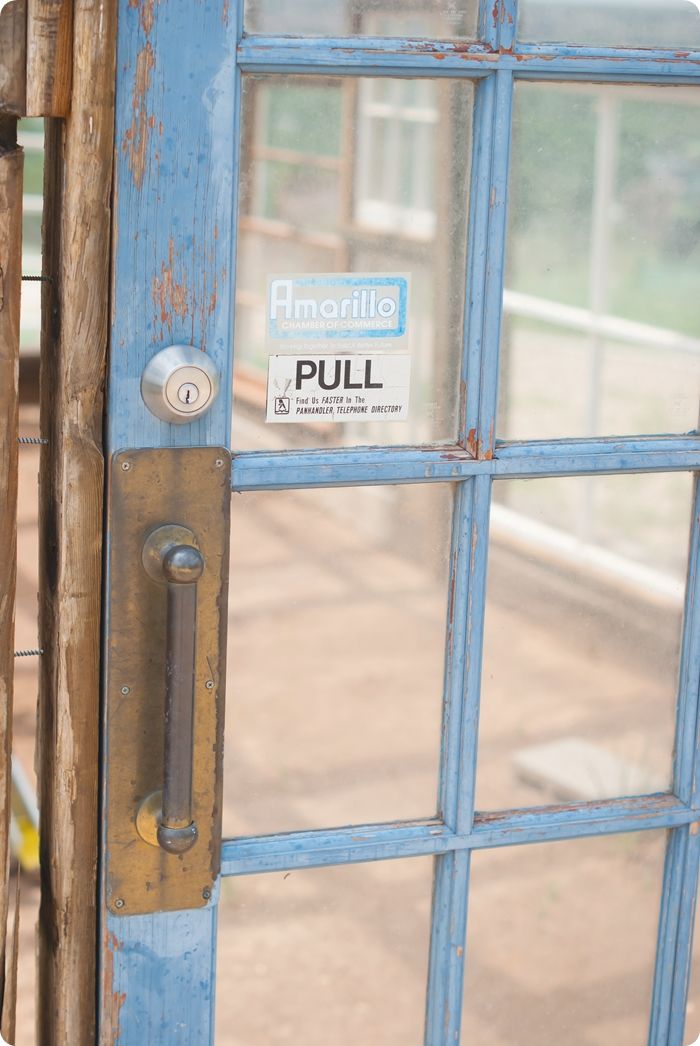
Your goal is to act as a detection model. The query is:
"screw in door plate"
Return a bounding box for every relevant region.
[202,888,211,901]
[114,898,125,910]
[205,680,214,690]
[121,461,131,472]
[121,686,130,695]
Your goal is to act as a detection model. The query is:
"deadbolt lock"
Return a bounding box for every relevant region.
[141,345,220,424]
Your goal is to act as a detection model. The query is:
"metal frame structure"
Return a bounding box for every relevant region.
[102,1,700,1042]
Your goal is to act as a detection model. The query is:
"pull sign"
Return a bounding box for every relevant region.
[266,353,411,423]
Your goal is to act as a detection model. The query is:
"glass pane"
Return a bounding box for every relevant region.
[232,75,473,450]
[519,0,700,49]
[499,83,700,441]
[475,473,691,811]
[223,484,452,837]
[686,896,700,1042]
[463,833,666,1043]
[19,119,44,353]
[245,0,478,38]
[215,858,433,1045]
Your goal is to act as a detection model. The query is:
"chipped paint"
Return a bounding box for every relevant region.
[129,0,159,36]
[122,41,155,191]
[151,238,190,333]
[102,928,126,1034]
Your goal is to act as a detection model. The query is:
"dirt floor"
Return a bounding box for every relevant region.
[10,402,700,1044]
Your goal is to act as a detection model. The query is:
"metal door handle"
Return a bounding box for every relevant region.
[156,543,204,854]
[137,525,206,856]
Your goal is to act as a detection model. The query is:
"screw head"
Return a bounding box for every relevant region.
[202,887,211,901]
[205,680,214,690]
[121,686,130,696]
[214,458,224,468]
[114,898,125,910]
[121,461,131,472]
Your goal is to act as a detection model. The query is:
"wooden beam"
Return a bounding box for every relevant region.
[37,0,116,1042]
[0,130,22,1030]
[26,0,72,117]
[0,0,27,116]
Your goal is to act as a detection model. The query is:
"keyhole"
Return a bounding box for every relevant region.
[176,382,200,406]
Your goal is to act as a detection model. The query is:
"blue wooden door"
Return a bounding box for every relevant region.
[101,1,700,1042]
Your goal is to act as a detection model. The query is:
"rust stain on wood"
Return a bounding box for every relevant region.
[122,41,155,191]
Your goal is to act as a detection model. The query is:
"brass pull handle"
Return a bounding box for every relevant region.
[156,544,204,854]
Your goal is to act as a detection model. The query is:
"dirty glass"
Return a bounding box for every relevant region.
[244,0,478,38]
[519,0,700,49]
[498,83,700,440]
[232,75,473,450]
[463,833,666,1043]
[222,483,452,836]
[685,901,700,1043]
[475,472,691,811]
[215,858,432,1044]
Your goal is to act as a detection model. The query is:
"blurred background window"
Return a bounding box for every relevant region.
[519,0,700,49]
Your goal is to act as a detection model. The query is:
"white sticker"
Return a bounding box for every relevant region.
[266,273,410,351]
[266,353,411,424]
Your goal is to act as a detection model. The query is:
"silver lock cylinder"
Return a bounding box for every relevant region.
[141,345,220,424]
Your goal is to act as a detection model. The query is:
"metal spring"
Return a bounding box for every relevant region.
[17,437,48,445]
[13,649,43,658]
[21,275,52,283]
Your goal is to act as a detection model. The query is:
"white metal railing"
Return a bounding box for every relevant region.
[503,288,700,358]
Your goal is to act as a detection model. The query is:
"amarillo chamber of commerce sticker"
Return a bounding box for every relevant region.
[265,273,411,424]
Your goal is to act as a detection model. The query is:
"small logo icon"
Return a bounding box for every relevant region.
[274,396,290,416]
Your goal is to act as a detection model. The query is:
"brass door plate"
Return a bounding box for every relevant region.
[105,447,231,914]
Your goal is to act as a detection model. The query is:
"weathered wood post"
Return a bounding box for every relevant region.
[32,1,116,1043]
